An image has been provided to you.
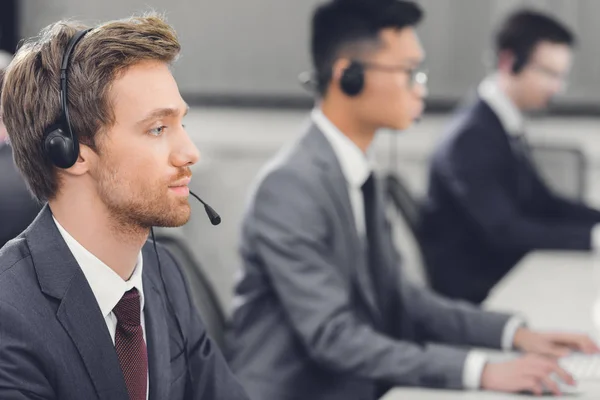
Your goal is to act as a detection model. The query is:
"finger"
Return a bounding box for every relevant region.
[540,343,571,358]
[523,377,543,397]
[578,338,600,354]
[531,357,560,374]
[541,375,562,397]
[552,364,576,386]
[548,333,594,350]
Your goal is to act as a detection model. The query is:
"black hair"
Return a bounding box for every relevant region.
[495,9,575,74]
[311,0,423,95]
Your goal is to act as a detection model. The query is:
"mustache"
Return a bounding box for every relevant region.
[169,167,192,183]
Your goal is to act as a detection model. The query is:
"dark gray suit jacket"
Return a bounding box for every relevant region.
[0,205,249,400]
[227,124,513,400]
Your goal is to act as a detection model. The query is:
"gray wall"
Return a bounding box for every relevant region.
[19,0,600,106]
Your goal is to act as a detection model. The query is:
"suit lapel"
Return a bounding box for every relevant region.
[143,251,171,400]
[56,274,129,400]
[27,205,129,400]
[477,99,537,202]
[304,126,383,326]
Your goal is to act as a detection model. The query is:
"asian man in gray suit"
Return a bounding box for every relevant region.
[227,1,599,399]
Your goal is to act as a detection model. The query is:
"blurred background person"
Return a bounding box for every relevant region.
[0,0,41,250]
[0,69,42,250]
[419,9,600,305]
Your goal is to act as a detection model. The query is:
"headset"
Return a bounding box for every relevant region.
[340,60,366,96]
[298,60,366,97]
[510,42,533,75]
[43,28,91,169]
[511,49,528,75]
[46,28,222,398]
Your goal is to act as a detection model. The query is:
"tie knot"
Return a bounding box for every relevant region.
[361,173,375,193]
[113,288,141,326]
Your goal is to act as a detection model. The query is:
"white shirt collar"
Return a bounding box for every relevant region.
[52,216,145,319]
[478,74,524,136]
[311,108,373,188]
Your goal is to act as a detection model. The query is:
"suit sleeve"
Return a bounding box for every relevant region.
[532,175,600,223]
[249,169,471,390]
[162,251,251,400]
[442,126,593,251]
[0,300,55,399]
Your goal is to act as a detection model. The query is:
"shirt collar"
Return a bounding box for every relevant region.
[478,74,524,136]
[311,108,373,188]
[52,216,145,318]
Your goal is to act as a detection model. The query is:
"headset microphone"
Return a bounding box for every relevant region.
[298,71,317,93]
[189,190,221,226]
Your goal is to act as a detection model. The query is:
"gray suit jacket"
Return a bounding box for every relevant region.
[227,124,513,400]
[0,205,249,400]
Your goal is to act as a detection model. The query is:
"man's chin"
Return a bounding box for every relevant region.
[150,204,192,228]
[390,119,414,131]
[162,210,191,228]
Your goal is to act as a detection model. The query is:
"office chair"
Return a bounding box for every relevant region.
[155,235,228,352]
[385,173,421,234]
[529,144,587,201]
[384,172,430,287]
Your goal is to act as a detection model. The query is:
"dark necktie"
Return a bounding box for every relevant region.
[509,133,534,166]
[113,288,148,400]
[361,174,394,321]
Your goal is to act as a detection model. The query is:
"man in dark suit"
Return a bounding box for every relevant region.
[420,9,600,305]
[227,2,598,399]
[0,15,248,400]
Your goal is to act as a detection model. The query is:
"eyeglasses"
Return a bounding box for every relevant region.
[360,61,428,88]
[529,62,569,83]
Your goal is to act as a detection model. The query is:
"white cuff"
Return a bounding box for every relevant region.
[502,316,526,350]
[462,350,488,390]
[592,224,600,251]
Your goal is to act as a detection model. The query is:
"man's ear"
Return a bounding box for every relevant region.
[331,58,352,82]
[497,50,517,74]
[63,143,95,176]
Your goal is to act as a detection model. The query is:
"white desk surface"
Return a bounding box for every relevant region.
[383,251,600,400]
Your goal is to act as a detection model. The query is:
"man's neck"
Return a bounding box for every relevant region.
[49,193,148,281]
[496,73,525,112]
[320,102,376,153]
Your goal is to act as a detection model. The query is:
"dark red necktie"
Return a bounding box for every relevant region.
[113,288,148,400]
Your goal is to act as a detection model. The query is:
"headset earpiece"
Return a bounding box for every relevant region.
[43,125,77,169]
[340,60,365,97]
[511,48,528,74]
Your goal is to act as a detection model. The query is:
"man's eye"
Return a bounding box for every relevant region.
[149,126,166,136]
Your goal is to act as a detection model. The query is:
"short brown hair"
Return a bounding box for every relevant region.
[1,13,181,201]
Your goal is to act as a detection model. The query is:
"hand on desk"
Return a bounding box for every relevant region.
[481,354,573,396]
[513,328,600,358]
[480,328,600,396]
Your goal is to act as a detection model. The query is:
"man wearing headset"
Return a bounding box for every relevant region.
[227,1,599,399]
[420,9,600,305]
[0,15,248,400]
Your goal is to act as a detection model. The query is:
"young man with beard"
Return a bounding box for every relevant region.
[0,14,248,400]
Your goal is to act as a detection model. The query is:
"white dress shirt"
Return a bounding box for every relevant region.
[479,75,600,251]
[53,216,148,398]
[313,108,522,390]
